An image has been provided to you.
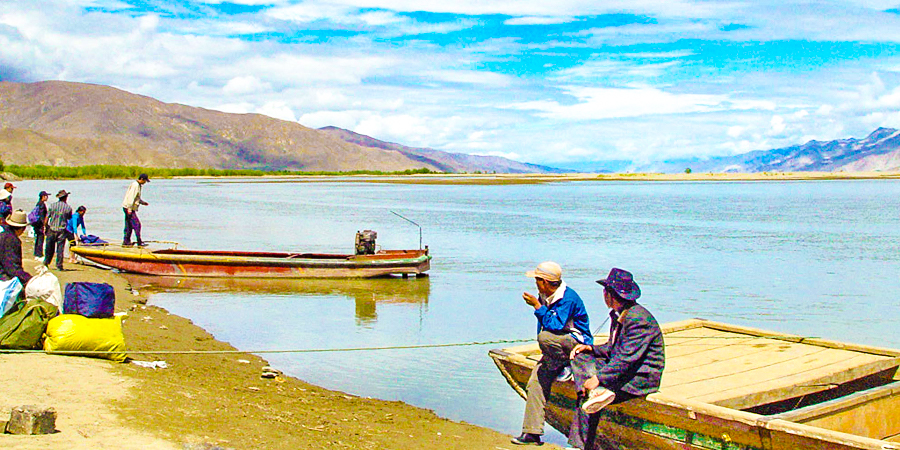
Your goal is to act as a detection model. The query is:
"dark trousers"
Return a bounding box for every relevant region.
[568,352,638,450]
[33,225,45,257]
[123,208,143,245]
[44,229,67,269]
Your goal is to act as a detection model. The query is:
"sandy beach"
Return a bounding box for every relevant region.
[0,235,546,450]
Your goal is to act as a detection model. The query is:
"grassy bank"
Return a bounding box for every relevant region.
[4,164,438,180]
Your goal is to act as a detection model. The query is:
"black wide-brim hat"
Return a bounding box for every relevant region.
[596,268,641,302]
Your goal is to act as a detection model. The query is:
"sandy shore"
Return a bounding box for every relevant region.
[0,236,545,450]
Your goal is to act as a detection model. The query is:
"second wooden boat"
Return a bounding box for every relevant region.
[72,244,431,278]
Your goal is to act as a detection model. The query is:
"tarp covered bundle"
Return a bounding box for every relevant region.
[0,299,59,349]
[43,314,127,362]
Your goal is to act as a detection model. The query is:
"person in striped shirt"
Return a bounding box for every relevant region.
[43,190,73,271]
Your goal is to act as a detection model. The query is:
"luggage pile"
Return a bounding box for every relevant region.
[0,270,126,362]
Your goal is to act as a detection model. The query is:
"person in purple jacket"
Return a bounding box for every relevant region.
[512,261,593,446]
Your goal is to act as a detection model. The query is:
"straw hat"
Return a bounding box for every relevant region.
[5,210,28,228]
[525,261,562,282]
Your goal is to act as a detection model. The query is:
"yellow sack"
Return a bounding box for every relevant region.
[43,314,127,362]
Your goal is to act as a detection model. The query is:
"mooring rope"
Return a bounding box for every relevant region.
[0,334,829,356]
[1,337,536,355]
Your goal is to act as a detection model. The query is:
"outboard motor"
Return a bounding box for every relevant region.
[355,230,377,255]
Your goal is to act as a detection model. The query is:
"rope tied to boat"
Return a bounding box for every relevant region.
[1,337,537,355]
[0,334,829,356]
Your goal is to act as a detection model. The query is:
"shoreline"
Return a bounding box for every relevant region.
[5,170,900,186]
[1,235,540,449]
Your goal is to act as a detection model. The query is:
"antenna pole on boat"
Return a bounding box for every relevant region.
[391,211,422,250]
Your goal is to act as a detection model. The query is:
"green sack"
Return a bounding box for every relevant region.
[0,299,60,350]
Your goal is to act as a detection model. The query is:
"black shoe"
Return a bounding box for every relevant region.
[122,242,133,247]
[511,433,543,445]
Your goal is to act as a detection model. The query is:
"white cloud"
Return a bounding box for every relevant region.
[256,101,297,122]
[223,75,272,95]
[508,86,731,120]
[770,115,786,134]
[504,16,576,26]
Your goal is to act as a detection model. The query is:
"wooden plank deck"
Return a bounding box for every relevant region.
[659,324,898,409]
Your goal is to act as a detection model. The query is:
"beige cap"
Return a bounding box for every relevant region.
[525,261,562,282]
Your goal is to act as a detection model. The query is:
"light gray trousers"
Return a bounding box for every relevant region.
[521,330,577,435]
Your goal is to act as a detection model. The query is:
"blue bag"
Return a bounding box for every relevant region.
[63,282,115,318]
[0,201,10,217]
[27,205,42,225]
[79,235,107,245]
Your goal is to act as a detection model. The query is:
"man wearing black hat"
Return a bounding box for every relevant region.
[566,268,665,450]
[43,190,73,271]
[31,191,50,260]
[122,173,150,247]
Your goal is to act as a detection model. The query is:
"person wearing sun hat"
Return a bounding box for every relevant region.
[43,190,73,271]
[512,261,593,446]
[0,209,33,286]
[566,268,665,450]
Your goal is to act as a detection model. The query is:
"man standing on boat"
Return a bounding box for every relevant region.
[567,268,665,450]
[122,173,150,247]
[512,261,593,446]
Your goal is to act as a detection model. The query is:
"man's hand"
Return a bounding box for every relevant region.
[570,344,592,360]
[522,292,541,309]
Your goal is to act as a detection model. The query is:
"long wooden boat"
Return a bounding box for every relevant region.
[72,244,431,278]
[490,319,900,450]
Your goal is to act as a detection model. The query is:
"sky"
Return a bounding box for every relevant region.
[3,1,900,170]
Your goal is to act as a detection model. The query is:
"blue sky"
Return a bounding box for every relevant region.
[3,0,900,169]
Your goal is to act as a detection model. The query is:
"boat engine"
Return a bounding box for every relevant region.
[355,230,377,255]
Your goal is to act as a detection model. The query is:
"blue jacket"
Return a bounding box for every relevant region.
[67,212,86,235]
[591,303,665,396]
[534,286,593,345]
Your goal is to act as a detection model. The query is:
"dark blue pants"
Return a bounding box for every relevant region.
[123,208,143,245]
[43,229,67,270]
[33,225,45,257]
[568,352,637,450]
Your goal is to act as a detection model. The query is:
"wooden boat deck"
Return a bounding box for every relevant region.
[521,320,900,411]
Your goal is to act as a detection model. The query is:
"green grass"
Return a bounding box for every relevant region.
[6,165,439,179]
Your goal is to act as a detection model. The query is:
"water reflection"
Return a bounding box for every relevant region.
[122,274,431,326]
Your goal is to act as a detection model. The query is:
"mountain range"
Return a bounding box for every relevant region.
[641,128,900,173]
[1,80,899,174]
[0,80,556,174]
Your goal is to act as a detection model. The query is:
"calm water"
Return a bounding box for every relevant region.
[14,178,900,445]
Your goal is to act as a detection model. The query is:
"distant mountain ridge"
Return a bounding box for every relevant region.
[0,80,555,173]
[644,128,900,173]
[318,126,564,174]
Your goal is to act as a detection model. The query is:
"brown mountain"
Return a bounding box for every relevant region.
[0,80,548,173]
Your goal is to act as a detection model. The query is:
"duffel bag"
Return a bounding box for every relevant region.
[63,282,115,318]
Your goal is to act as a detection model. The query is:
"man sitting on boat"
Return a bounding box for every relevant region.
[512,261,593,446]
[567,268,665,450]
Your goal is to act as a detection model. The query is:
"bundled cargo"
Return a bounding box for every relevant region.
[43,314,127,362]
[0,299,59,349]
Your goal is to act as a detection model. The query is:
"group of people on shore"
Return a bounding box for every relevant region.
[513,262,665,450]
[0,174,151,290]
